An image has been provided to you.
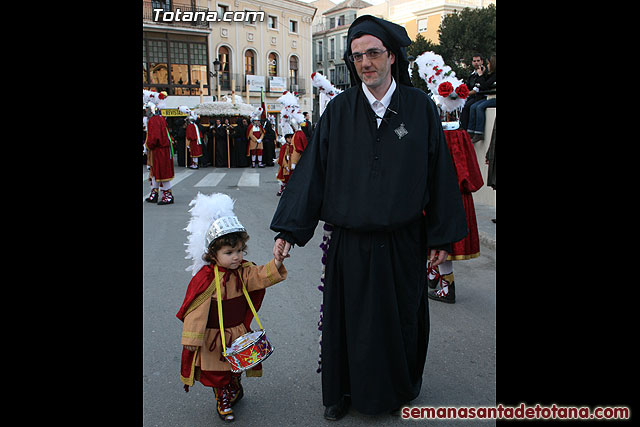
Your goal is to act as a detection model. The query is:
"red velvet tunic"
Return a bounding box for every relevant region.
[186,123,203,158]
[145,115,175,182]
[443,129,484,260]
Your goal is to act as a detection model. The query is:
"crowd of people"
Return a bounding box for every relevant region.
[142,103,316,205]
[460,53,496,143]
[154,112,314,171]
[179,116,272,169]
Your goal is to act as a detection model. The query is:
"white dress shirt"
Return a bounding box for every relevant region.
[362,78,396,128]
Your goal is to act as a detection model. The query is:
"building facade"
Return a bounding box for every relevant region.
[310,0,371,121]
[143,0,316,115]
[358,0,496,43]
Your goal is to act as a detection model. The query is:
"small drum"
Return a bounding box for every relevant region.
[224,330,274,373]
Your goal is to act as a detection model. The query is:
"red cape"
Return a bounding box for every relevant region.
[185,123,203,157]
[293,130,308,153]
[443,129,483,259]
[177,262,265,330]
[444,129,483,193]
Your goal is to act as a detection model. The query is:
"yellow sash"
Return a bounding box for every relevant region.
[214,265,263,357]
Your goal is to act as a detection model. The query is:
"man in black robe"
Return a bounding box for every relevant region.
[270,15,468,420]
[302,111,313,141]
[261,118,276,167]
[176,118,188,167]
[231,117,250,167]
[214,119,229,168]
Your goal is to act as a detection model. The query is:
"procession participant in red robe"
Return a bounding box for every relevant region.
[276,91,307,169]
[290,126,308,168]
[186,113,204,169]
[412,48,482,304]
[144,101,175,205]
[427,127,484,303]
[276,133,294,196]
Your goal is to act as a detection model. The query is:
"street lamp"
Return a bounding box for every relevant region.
[213,59,221,101]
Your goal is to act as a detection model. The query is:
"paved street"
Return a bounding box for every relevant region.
[143,161,496,426]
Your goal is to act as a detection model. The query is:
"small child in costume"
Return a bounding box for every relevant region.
[276,133,294,196]
[177,193,288,422]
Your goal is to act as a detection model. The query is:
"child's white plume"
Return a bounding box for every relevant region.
[184,192,237,275]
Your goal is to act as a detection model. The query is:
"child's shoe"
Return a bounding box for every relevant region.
[145,188,158,203]
[228,374,244,407]
[157,189,174,205]
[427,273,455,303]
[427,265,440,289]
[214,385,235,422]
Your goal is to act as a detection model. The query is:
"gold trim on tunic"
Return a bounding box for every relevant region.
[447,251,481,261]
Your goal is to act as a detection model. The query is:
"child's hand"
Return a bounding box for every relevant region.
[273,238,291,263]
[184,345,198,352]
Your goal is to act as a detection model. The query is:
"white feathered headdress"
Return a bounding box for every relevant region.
[311,72,342,99]
[179,105,198,121]
[184,192,246,275]
[277,91,304,131]
[415,51,469,113]
[250,106,264,122]
[143,89,168,110]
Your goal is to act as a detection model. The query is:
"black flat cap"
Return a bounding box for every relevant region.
[344,15,413,87]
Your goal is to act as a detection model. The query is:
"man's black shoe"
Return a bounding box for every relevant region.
[323,396,350,421]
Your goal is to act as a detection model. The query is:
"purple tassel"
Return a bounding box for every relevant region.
[316,223,333,373]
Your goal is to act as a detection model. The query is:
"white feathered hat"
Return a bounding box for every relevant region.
[277,91,304,130]
[415,51,469,113]
[143,89,168,110]
[179,105,198,122]
[184,192,246,275]
[250,106,263,122]
[311,72,342,99]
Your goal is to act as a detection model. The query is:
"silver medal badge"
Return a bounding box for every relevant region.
[394,123,408,139]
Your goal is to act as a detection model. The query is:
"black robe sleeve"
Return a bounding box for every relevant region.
[270,107,329,246]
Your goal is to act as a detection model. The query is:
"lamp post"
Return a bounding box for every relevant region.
[213,59,221,101]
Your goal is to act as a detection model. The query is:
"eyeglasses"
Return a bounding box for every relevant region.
[348,48,388,63]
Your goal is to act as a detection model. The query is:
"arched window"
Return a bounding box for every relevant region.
[218,46,231,90]
[289,55,299,88]
[245,49,256,75]
[268,52,278,77]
